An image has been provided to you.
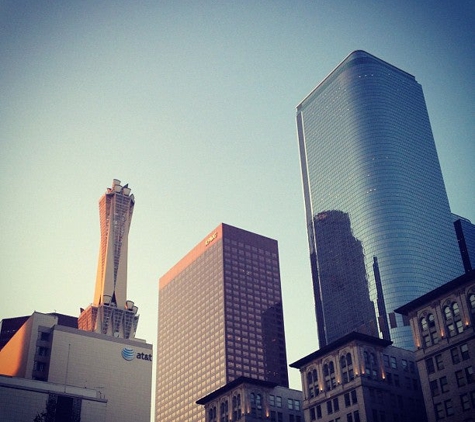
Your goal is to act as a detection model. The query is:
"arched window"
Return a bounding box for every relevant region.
[220,400,228,422]
[324,361,336,391]
[209,406,217,422]
[307,371,315,398]
[341,352,354,384]
[250,393,256,417]
[444,306,452,320]
[446,301,463,337]
[468,293,475,326]
[420,317,428,331]
[363,350,378,378]
[469,293,475,310]
[250,393,261,418]
[421,312,439,348]
[307,368,319,398]
[232,394,241,421]
[256,394,262,411]
[340,355,347,369]
[370,353,377,378]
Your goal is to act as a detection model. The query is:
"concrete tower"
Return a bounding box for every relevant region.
[78,179,139,339]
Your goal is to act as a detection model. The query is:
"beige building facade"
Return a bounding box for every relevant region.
[290,332,427,422]
[396,270,475,422]
[197,376,303,422]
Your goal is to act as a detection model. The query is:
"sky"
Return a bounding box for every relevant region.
[1,0,474,402]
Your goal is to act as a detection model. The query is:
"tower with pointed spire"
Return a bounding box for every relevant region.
[78,179,139,339]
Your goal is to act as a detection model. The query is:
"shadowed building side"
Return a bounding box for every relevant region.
[312,210,378,344]
[453,214,475,273]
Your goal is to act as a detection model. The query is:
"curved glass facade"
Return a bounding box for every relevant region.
[297,51,463,349]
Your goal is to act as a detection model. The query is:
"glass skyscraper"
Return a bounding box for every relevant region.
[296,50,464,349]
[453,214,475,273]
[155,223,288,422]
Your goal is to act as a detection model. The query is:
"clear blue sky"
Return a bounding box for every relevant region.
[1,0,474,397]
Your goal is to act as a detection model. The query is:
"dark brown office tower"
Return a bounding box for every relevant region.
[155,223,289,422]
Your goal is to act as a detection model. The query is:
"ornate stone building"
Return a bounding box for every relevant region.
[396,270,475,421]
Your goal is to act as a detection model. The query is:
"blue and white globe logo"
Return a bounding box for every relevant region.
[121,347,135,361]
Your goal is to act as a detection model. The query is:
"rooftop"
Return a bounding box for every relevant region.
[395,270,475,315]
[196,376,278,405]
[290,331,392,369]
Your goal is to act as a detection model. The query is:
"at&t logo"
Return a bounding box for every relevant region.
[121,347,153,362]
[121,347,135,361]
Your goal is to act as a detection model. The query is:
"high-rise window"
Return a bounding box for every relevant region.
[435,355,444,370]
[440,376,449,393]
[451,347,461,364]
[460,393,471,411]
[444,400,454,416]
[430,380,439,397]
[461,344,470,360]
[426,358,435,374]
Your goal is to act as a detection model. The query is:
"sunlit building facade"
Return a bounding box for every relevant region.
[0,312,152,422]
[296,50,464,349]
[79,179,139,339]
[156,223,289,422]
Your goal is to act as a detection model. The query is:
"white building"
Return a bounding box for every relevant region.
[0,311,152,422]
